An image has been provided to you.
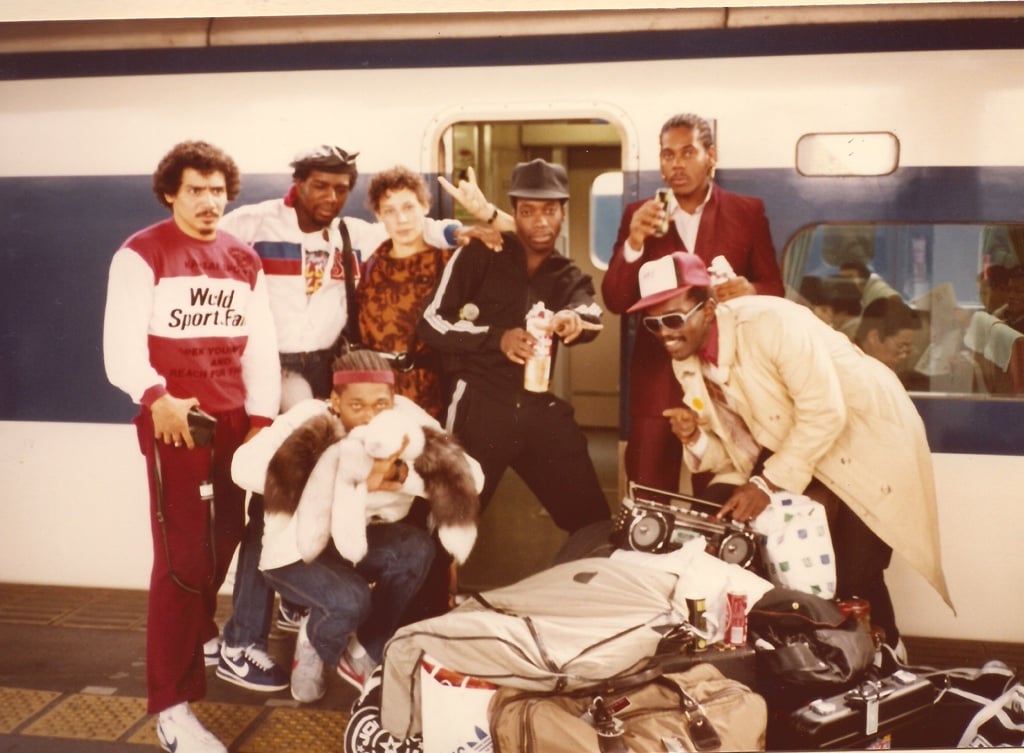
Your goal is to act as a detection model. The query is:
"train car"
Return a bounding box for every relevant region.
[1,4,1022,667]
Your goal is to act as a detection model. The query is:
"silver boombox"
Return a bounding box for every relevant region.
[615,483,759,568]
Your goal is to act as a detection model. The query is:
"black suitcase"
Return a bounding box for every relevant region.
[769,669,937,749]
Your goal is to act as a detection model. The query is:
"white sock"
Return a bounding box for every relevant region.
[348,636,367,658]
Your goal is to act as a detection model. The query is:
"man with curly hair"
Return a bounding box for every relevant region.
[104,141,282,753]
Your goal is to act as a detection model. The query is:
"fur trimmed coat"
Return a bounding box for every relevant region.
[230,396,483,571]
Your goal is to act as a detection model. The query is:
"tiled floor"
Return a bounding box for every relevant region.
[0,582,355,752]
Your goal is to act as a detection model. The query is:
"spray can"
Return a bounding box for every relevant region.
[523,302,553,393]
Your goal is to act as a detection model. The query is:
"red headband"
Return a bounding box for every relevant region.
[332,369,395,387]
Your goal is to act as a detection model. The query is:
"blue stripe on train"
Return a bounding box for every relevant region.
[2,166,1022,456]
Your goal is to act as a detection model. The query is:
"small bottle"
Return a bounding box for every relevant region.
[523,302,553,393]
[654,188,673,238]
[686,596,708,652]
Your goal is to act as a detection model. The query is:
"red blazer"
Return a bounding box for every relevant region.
[602,183,784,419]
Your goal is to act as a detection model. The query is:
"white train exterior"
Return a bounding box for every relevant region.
[1,6,1022,646]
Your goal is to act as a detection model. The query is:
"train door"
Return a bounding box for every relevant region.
[430,116,630,588]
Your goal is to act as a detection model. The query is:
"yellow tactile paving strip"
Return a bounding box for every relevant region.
[240,707,350,753]
[0,582,233,630]
[0,585,97,626]
[2,686,351,751]
[0,688,62,733]
[126,701,264,747]
[21,693,149,741]
[0,584,355,750]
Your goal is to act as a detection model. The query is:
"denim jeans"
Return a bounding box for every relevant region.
[262,522,434,664]
[222,493,275,650]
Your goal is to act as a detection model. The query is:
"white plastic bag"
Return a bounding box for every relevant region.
[751,492,836,599]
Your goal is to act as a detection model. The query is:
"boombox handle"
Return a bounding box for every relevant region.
[627,481,724,516]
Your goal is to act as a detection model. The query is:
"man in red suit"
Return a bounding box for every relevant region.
[602,113,784,492]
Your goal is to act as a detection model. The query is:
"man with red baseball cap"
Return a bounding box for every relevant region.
[603,113,783,494]
[630,252,953,652]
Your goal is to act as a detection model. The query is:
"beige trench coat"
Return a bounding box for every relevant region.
[672,295,954,610]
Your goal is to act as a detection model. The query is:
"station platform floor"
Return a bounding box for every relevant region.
[0,582,359,753]
[3,428,1022,752]
[4,586,1024,752]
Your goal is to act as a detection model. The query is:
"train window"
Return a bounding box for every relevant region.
[589,171,623,270]
[783,223,1024,397]
[796,132,899,176]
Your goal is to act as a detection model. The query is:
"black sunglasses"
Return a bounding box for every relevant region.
[642,301,705,334]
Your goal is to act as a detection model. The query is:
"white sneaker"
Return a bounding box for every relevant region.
[290,615,325,703]
[202,636,222,667]
[894,637,909,664]
[156,702,227,753]
[336,637,378,691]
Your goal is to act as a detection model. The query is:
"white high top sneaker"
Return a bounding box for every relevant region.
[156,702,227,753]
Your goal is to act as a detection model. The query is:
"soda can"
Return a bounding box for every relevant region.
[725,591,748,647]
[686,596,708,652]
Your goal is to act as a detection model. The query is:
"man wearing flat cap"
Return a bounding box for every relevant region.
[630,252,954,651]
[419,159,610,539]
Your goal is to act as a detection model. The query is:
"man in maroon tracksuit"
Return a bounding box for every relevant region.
[103,141,281,753]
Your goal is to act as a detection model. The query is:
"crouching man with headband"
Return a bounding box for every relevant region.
[231,350,482,702]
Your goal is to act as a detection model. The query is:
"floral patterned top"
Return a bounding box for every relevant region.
[356,241,454,418]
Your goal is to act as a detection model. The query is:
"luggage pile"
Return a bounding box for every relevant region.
[341,518,1019,752]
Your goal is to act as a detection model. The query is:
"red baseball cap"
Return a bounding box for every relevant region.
[626,252,711,313]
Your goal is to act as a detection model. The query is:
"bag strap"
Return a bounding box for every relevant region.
[654,675,724,752]
[591,696,629,753]
[152,443,214,595]
[337,219,361,345]
[958,683,1024,746]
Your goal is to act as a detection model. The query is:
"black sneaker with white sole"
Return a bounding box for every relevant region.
[275,600,308,633]
[215,644,289,692]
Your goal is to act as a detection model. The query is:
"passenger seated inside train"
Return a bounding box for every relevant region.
[997,265,1024,333]
[838,258,901,308]
[979,263,1011,315]
[797,274,862,337]
[853,296,924,387]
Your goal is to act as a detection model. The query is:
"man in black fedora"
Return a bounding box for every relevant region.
[419,158,610,536]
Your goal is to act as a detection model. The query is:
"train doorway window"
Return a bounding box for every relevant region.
[590,171,623,270]
[783,222,1024,397]
[796,132,899,177]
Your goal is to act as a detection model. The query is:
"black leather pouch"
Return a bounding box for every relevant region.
[187,407,217,447]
